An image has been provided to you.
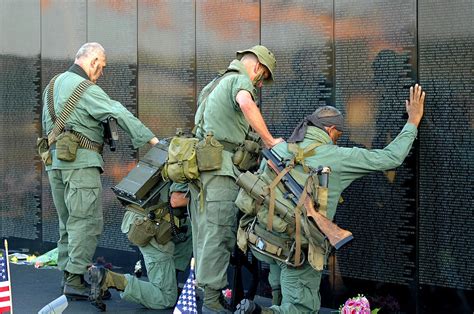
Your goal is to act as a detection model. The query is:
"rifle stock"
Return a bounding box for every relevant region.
[303,196,353,250]
[263,148,353,250]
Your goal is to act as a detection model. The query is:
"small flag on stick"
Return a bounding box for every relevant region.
[0,240,12,314]
[173,258,197,314]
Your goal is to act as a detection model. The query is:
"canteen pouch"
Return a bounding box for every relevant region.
[154,219,173,245]
[37,137,52,166]
[163,136,199,183]
[235,188,258,216]
[55,131,80,162]
[196,132,223,171]
[127,217,157,247]
[232,139,261,171]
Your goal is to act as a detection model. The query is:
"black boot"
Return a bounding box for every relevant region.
[234,299,273,314]
[63,273,89,301]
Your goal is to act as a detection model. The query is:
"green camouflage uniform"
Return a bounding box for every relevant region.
[120,182,192,309]
[252,123,418,313]
[42,65,155,276]
[190,59,257,292]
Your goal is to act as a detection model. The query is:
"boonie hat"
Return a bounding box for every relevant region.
[236,45,276,82]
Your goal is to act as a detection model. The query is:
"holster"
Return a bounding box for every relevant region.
[36,137,52,166]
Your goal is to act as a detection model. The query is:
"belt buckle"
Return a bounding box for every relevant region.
[256,237,266,251]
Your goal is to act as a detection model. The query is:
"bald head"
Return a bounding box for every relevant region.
[74,42,107,83]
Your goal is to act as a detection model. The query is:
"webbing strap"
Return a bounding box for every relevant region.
[266,165,292,232]
[293,182,311,266]
[193,69,239,136]
[288,141,323,172]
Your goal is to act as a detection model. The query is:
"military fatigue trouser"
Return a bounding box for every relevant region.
[48,167,103,275]
[252,250,322,313]
[189,173,239,290]
[122,239,179,309]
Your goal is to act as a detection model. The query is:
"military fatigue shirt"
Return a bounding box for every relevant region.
[266,123,418,221]
[194,59,257,178]
[42,65,155,171]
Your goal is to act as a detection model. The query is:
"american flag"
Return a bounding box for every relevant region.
[173,258,197,314]
[0,253,12,314]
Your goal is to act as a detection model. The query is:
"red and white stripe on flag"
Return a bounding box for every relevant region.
[0,256,11,314]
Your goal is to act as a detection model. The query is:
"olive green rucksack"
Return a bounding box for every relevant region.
[162,134,200,183]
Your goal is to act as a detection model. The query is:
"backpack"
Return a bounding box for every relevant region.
[235,142,332,271]
[162,134,200,184]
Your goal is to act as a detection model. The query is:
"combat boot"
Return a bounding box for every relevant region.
[63,273,89,301]
[202,287,233,313]
[87,265,128,311]
[234,299,273,314]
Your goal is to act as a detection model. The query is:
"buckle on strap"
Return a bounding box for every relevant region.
[256,237,266,251]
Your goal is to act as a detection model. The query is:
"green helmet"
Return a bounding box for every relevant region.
[236,45,276,82]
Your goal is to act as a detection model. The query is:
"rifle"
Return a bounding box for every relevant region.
[102,116,119,151]
[262,148,353,250]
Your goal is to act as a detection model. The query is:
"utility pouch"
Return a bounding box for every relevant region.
[235,188,258,216]
[232,138,261,171]
[154,220,173,245]
[55,130,80,162]
[36,137,52,166]
[127,217,157,247]
[163,133,199,183]
[196,132,223,171]
[308,241,330,271]
[237,214,254,253]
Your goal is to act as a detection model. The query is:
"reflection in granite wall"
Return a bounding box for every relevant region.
[0,0,472,312]
[418,0,473,311]
[261,0,334,138]
[334,0,417,286]
[138,1,196,141]
[0,1,42,240]
[196,0,259,94]
[87,0,139,252]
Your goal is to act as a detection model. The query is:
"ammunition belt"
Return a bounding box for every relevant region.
[49,130,103,154]
[71,130,103,154]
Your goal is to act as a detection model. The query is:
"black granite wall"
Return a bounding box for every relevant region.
[0,0,472,312]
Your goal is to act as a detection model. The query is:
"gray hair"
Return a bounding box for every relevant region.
[75,42,105,60]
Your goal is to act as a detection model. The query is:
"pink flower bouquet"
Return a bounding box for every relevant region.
[339,294,379,314]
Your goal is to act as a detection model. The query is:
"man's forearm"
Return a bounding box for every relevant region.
[240,102,274,148]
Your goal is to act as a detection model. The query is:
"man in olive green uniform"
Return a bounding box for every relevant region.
[235,85,426,313]
[190,45,283,313]
[41,42,159,299]
[87,183,193,310]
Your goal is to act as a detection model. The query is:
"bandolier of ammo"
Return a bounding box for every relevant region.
[46,75,103,154]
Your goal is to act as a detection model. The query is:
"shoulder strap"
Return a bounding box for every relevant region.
[48,79,94,145]
[47,74,61,123]
[288,141,324,173]
[192,69,240,135]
